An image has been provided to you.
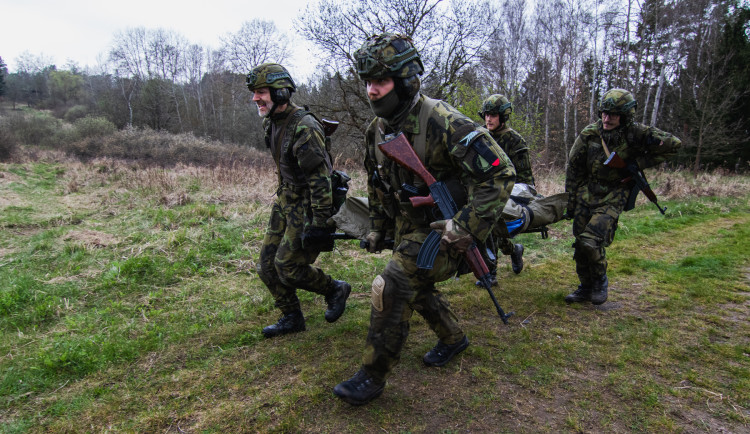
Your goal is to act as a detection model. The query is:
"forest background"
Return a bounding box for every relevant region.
[1,0,749,172]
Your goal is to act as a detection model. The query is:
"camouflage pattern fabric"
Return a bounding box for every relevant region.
[354,33,424,79]
[565,119,681,282]
[489,127,535,186]
[598,88,637,120]
[246,63,296,91]
[478,94,512,120]
[262,104,334,227]
[256,104,336,314]
[361,95,515,380]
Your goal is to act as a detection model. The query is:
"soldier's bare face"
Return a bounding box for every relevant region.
[366,78,395,101]
[253,87,273,116]
[601,112,621,130]
[485,113,502,131]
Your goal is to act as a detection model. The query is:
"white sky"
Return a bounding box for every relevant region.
[1,0,318,80]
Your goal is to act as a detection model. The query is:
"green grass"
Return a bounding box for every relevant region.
[0,160,749,432]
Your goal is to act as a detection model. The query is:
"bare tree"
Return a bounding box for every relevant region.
[220,20,290,74]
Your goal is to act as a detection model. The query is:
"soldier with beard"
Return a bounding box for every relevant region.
[564,88,681,305]
[333,33,516,405]
[247,63,351,338]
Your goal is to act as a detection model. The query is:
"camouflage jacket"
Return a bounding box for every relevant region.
[489,126,535,186]
[263,103,334,227]
[364,95,516,244]
[565,120,681,211]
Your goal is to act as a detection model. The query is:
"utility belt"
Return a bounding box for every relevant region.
[277,181,308,197]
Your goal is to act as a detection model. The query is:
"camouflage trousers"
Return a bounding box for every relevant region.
[362,225,466,382]
[571,196,624,286]
[256,185,332,314]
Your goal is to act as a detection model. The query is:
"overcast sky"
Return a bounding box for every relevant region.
[2,0,318,79]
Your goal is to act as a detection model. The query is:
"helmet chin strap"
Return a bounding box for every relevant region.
[266,102,279,118]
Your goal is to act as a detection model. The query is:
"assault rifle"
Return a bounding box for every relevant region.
[378,133,514,324]
[604,151,666,215]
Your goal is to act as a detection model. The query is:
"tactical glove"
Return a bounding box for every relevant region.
[302,226,335,252]
[364,231,385,253]
[429,219,473,253]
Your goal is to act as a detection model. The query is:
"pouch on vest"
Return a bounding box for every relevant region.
[320,118,350,214]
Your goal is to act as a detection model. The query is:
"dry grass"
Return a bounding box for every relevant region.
[8,148,749,209]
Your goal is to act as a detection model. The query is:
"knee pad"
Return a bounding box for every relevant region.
[371,275,386,312]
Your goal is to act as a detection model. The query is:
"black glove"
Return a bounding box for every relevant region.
[301,226,335,252]
[564,203,575,220]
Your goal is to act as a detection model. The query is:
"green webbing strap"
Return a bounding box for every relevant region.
[414,96,440,161]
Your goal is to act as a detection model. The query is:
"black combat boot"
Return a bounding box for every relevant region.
[324,280,351,323]
[333,369,386,406]
[510,243,524,274]
[262,310,305,338]
[590,275,609,305]
[423,335,469,367]
[564,285,592,303]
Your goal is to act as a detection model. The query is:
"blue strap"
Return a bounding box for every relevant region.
[506,218,525,237]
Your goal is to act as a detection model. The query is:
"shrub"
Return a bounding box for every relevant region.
[67,127,271,168]
[72,116,116,139]
[0,116,19,161]
[63,105,89,122]
[2,111,60,147]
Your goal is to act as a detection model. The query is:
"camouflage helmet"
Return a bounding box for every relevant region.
[246,63,297,92]
[598,88,637,122]
[478,94,512,121]
[354,33,424,80]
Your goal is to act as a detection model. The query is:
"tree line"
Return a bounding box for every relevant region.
[1,0,748,172]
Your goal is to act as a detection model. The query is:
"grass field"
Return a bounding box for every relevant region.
[1,152,748,433]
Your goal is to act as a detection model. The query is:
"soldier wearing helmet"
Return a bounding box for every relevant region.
[247,63,351,338]
[564,88,681,305]
[478,94,536,278]
[333,33,516,406]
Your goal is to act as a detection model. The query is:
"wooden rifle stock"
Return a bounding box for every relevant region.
[377,133,513,323]
[321,119,339,137]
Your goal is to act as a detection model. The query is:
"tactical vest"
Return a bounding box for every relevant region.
[370,96,466,221]
[268,107,332,188]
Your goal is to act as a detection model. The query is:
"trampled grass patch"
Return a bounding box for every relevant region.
[0,157,748,432]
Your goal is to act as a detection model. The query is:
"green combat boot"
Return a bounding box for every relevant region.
[590,275,609,305]
[510,243,524,274]
[423,335,469,367]
[324,280,351,323]
[333,369,386,406]
[262,310,305,338]
[564,285,592,303]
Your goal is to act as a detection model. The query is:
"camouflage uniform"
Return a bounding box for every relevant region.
[489,127,534,186]
[480,94,533,269]
[256,103,337,314]
[362,96,515,381]
[488,126,534,258]
[334,33,514,406]
[565,88,681,302]
[248,63,350,336]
